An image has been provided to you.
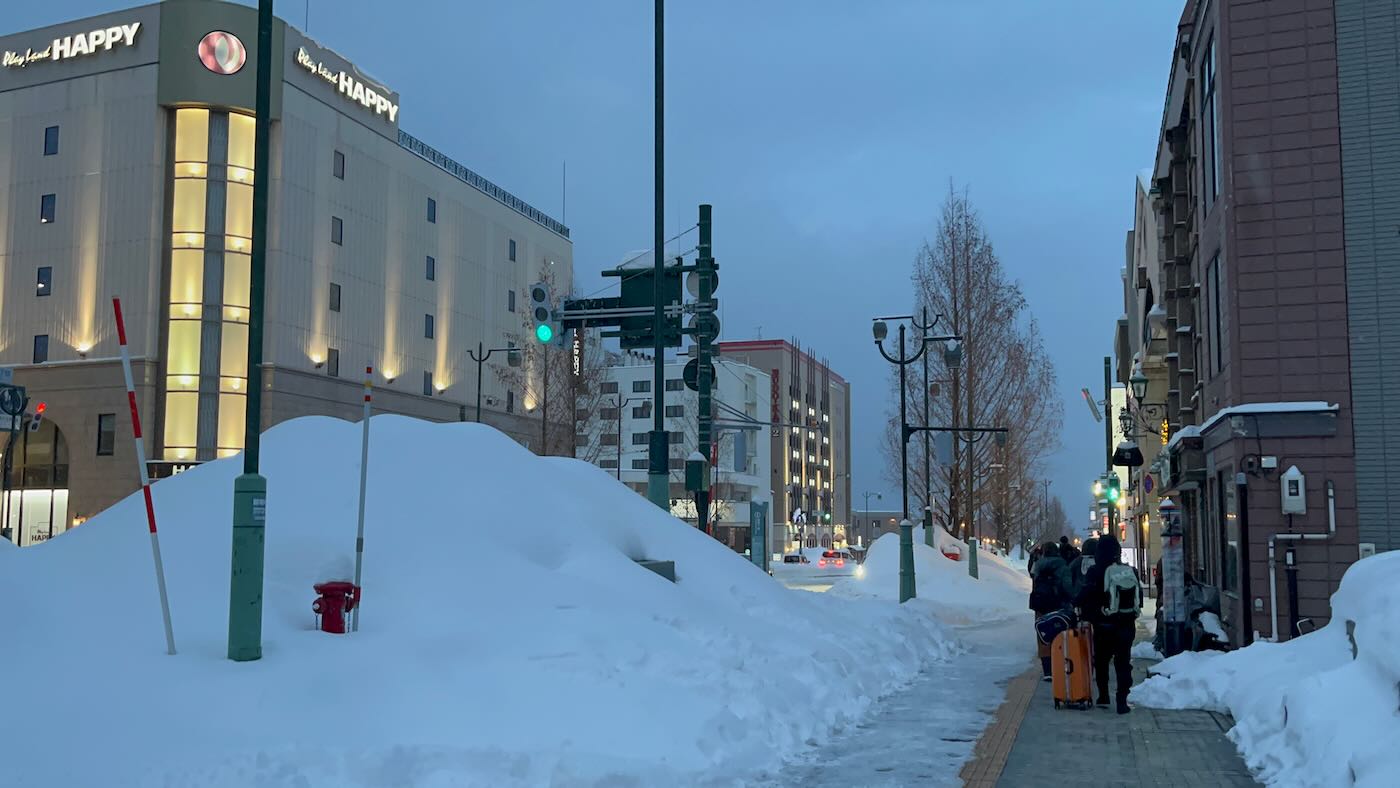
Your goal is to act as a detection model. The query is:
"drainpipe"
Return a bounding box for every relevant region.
[1268,480,1335,641]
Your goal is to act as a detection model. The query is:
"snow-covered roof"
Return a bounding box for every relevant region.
[1166,424,1201,452]
[1176,325,1193,334]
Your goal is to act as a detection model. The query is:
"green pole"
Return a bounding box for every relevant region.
[646,0,669,511]
[968,529,979,579]
[923,505,934,548]
[695,205,715,534]
[228,0,274,662]
[898,518,916,602]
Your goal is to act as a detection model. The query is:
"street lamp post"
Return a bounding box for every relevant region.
[468,342,522,423]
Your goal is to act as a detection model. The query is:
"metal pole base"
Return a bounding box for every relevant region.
[647,471,669,511]
[898,520,916,603]
[923,508,934,548]
[968,537,979,579]
[228,473,267,662]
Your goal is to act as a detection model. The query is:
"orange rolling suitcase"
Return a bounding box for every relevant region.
[1051,623,1094,709]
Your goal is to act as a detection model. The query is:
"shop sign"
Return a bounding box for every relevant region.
[294,47,398,122]
[4,22,142,69]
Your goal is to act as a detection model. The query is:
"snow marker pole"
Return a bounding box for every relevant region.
[113,297,177,656]
[351,366,371,632]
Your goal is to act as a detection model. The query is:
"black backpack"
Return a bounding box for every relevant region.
[1029,564,1060,611]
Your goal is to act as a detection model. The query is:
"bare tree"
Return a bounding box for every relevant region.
[883,186,1064,540]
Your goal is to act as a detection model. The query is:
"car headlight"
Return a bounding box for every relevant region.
[854,565,865,578]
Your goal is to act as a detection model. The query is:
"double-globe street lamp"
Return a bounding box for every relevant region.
[872,317,962,601]
[467,342,522,423]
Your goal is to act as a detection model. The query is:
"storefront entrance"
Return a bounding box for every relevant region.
[1,418,70,546]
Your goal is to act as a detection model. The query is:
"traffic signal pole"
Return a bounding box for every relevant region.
[1103,356,1117,536]
[695,205,714,534]
[228,0,273,662]
[646,0,669,511]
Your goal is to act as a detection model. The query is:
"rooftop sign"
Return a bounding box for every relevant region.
[294,46,397,122]
[4,22,141,69]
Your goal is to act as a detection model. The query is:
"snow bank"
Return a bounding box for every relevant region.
[1130,641,1164,660]
[827,526,1031,625]
[0,416,957,787]
[1132,551,1400,788]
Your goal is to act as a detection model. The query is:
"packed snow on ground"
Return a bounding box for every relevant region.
[0,416,960,788]
[1130,641,1164,660]
[1132,551,1400,788]
[827,526,1031,625]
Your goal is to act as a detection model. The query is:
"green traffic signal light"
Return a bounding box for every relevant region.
[535,324,554,343]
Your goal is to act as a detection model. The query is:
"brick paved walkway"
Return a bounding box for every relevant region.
[962,657,1260,787]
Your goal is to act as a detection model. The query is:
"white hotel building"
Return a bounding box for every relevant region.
[577,355,773,554]
[0,1,571,544]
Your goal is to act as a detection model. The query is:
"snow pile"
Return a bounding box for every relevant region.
[0,416,958,787]
[1130,641,1164,660]
[828,527,1031,625]
[1132,551,1400,788]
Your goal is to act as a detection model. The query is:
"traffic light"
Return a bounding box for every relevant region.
[1106,476,1122,504]
[529,281,559,344]
[28,401,46,432]
[1092,479,1105,500]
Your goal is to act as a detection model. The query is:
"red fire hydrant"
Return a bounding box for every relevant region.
[312,581,359,634]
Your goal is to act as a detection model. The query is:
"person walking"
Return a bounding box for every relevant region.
[1028,541,1073,681]
[1068,536,1099,599]
[1058,535,1080,562]
[1026,544,1040,575]
[1075,534,1142,714]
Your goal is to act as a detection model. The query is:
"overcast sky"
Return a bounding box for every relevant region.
[14,1,1184,527]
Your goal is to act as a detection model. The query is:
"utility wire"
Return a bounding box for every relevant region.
[573,225,699,301]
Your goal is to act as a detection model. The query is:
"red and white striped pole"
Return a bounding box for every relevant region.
[351,365,372,632]
[113,297,177,655]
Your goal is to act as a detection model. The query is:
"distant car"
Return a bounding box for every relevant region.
[818,550,851,569]
[782,554,810,564]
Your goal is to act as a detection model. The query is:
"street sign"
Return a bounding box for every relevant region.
[683,358,716,391]
[0,367,13,384]
[1,414,19,432]
[1143,474,1154,495]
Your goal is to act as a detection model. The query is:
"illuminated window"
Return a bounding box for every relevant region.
[225,182,253,241]
[43,126,58,156]
[223,253,250,313]
[333,150,345,180]
[163,392,197,460]
[220,323,249,380]
[174,109,209,164]
[217,393,246,454]
[426,256,436,282]
[329,283,341,312]
[32,335,48,364]
[331,216,343,245]
[327,348,339,378]
[171,180,206,234]
[427,198,437,223]
[96,413,116,456]
[226,113,255,183]
[509,238,517,262]
[36,267,51,296]
[40,194,55,223]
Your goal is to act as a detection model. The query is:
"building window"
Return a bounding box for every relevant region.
[509,238,517,262]
[665,405,684,418]
[632,405,651,419]
[332,150,345,179]
[632,433,648,445]
[633,380,651,393]
[96,413,116,456]
[668,430,684,444]
[1209,254,1223,375]
[331,216,343,245]
[665,379,684,392]
[33,335,48,364]
[40,193,55,223]
[1201,36,1220,211]
[427,197,437,223]
[426,256,436,281]
[600,458,618,469]
[601,381,618,394]
[507,289,516,312]
[36,267,52,296]
[632,458,647,470]
[669,457,685,471]
[423,371,434,396]
[424,314,435,339]
[601,433,619,446]
[43,125,59,156]
[329,282,341,312]
[506,390,515,413]
[327,348,340,378]
[600,407,619,420]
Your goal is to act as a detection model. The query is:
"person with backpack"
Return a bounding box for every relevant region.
[1075,534,1142,714]
[1068,536,1098,599]
[1028,541,1074,681]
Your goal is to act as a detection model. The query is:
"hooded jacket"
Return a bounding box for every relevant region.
[1075,535,1133,627]
[1068,537,1099,598]
[1029,553,1073,615]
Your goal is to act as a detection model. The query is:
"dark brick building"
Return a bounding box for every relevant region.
[1137,0,1400,646]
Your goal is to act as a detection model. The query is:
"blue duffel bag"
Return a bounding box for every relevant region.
[1035,609,1074,645]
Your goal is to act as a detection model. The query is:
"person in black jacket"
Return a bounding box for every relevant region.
[1075,534,1137,714]
[1068,536,1099,599]
[1058,535,1080,562]
[1029,542,1073,680]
